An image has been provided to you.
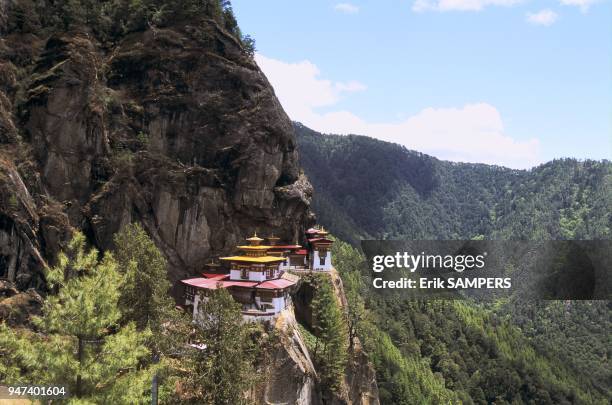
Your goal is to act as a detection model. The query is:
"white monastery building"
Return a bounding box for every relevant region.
[180,226,334,322]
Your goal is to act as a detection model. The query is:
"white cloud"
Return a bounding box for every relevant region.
[334,3,360,14]
[559,0,600,12]
[412,0,523,12]
[256,54,541,169]
[255,54,366,121]
[334,81,368,92]
[526,9,558,26]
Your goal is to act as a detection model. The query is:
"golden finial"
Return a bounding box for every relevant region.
[247,231,264,245]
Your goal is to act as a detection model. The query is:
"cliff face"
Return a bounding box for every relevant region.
[255,303,379,405]
[288,271,380,405]
[256,308,321,405]
[0,2,313,290]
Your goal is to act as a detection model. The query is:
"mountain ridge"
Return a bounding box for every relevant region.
[294,122,611,244]
[296,122,611,403]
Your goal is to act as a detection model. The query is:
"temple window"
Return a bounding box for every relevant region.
[185,286,195,300]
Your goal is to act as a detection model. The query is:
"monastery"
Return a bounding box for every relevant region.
[181,226,334,321]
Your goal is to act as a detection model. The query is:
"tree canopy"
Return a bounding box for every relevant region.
[0,232,154,403]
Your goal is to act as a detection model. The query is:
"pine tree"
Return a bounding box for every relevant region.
[181,288,258,404]
[310,275,348,393]
[112,223,192,402]
[113,223,174,333]
[332,240,368,349]
[344,271,366,350]
[0,232,154,402]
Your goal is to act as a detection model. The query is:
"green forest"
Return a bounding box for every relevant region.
[333,239,611,405]
[295,122,611,244]
[0,0,609,403]
[297,123,611,403]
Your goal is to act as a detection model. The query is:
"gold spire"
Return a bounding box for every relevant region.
[204,258,221,272]
[246,231,264,246]
[267,233,280,246]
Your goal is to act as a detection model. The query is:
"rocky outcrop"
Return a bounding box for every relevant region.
[329,270,380,405]
[255,304,379,405]
[341,347,380,405]
[255,308,322,405]
[291,271,380,405]
[0,1,313,291]
[0,156,55,289]
[0,280,42,326]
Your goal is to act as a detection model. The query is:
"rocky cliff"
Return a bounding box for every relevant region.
[0,1,313,292]
[254,301,379,405]
[289,271,380,405]
[256,308,321,404]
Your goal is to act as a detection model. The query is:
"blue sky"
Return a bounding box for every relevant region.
[232,0,611,168]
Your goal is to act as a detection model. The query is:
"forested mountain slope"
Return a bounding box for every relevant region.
[295,123,611,244]
[334,238,611,405]
[298,122,611,403]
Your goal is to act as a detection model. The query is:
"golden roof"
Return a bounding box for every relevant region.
[237,245,272,250]
[219,255,286,264]
[224,232,287,262]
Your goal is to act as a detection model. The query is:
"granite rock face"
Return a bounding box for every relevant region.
[256,308,322,405]
[0,4,313,289]
[254,306,379,405]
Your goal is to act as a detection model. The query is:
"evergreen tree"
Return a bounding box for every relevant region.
[113,223,174,333]
[181,288,258,404]
[310,275,348,393]
[113,223,194,402]
[332,240,367,349]
[0,232,154,402]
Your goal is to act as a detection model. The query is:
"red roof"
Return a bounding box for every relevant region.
[182,278,225,289]
[223,281,260,288]
[293,249,308,255]
[201,273,230,280]
[268,244,302,250]
[181,278,257,290]
[256,278,298,289]
[308,238,333,244]
[182,276,296,291]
